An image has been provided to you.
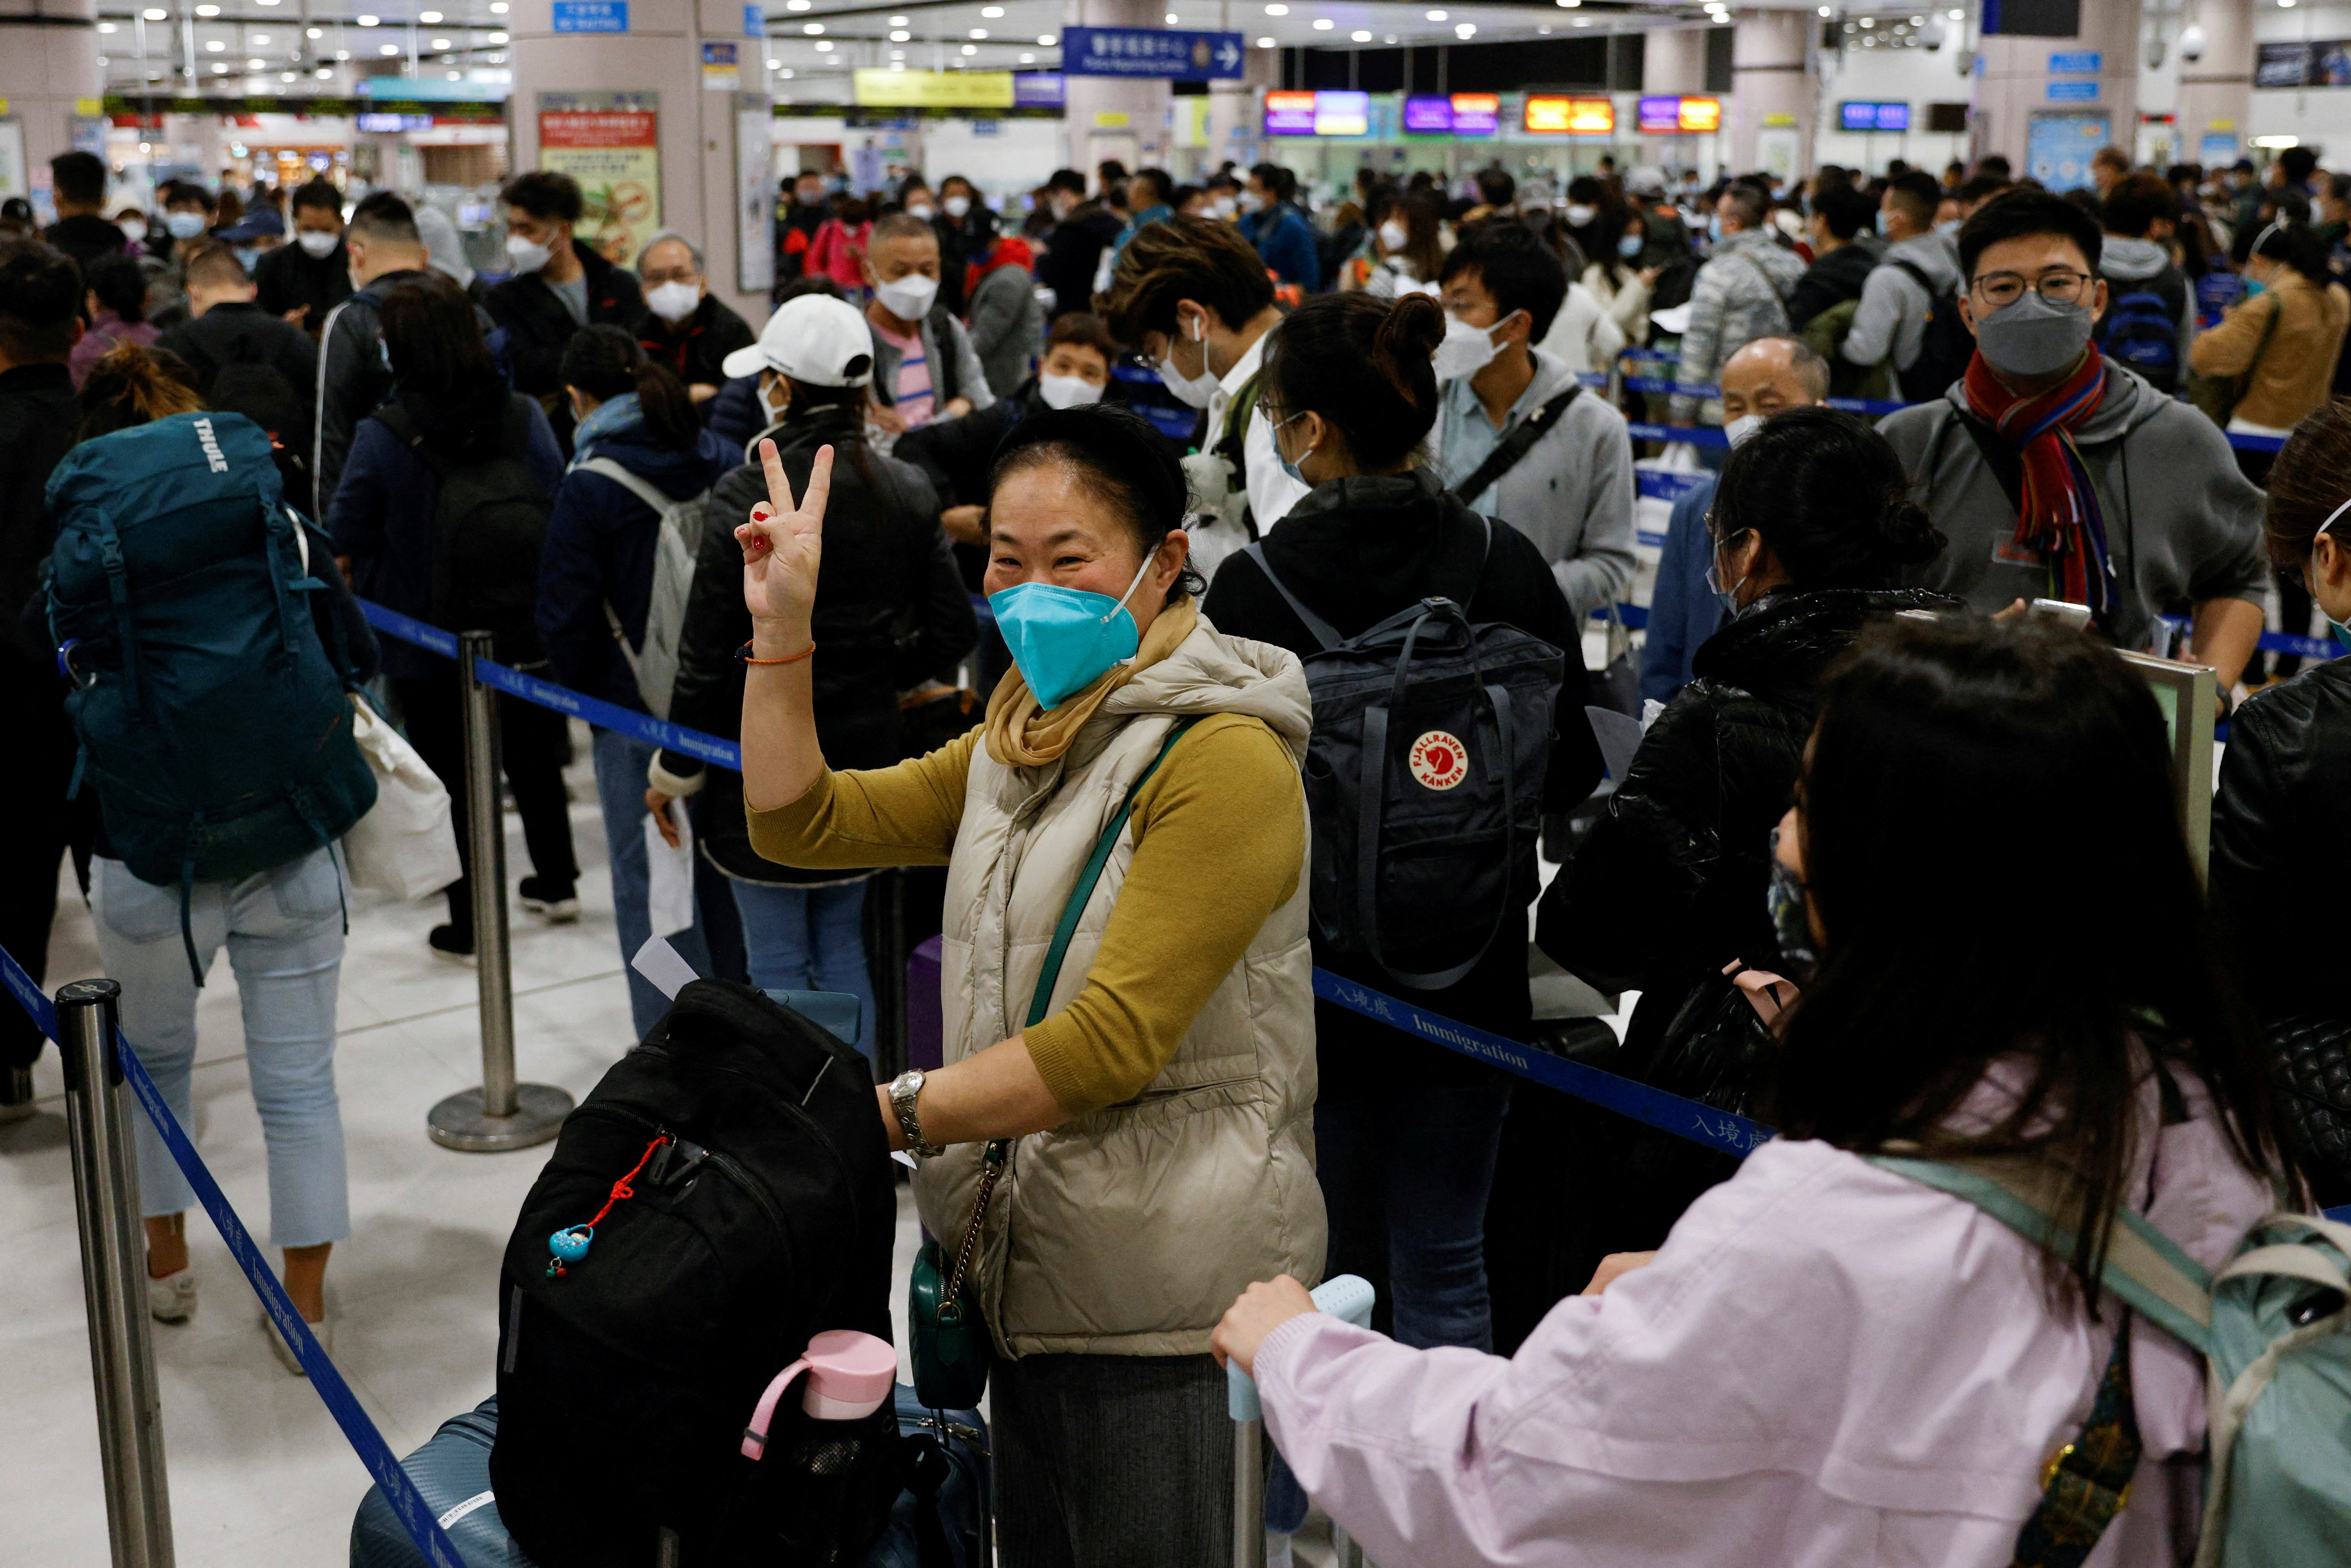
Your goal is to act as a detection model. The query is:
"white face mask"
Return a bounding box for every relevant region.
[1236,190,1263,214]
[1565,203,1597,227]
[1155,314,1221,408]
[1211,196,1238,220]
[1379,219,1409,252]
[645,280,700,324]
[295,228,339,259]
[1432,311,1518,382]
[506,233,555,274]
[165,210,207,240]
[1724,413,1764,448]
[1037,372,1104,409]
[873,270,939,321]
[942,195,970,219]
[905,202,936,222]
[120,218,148,245]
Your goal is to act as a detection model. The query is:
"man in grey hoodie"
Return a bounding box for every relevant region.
[2094,171,2194,396]
[1671,182,1803,425]
[1877,190,2266,695]
[1842,172,1964,401]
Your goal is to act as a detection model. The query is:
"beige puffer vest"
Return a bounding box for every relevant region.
[911,618,1326,1358]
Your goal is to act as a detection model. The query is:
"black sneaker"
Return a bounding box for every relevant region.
[428,925,476,965]
[519,877,580,924]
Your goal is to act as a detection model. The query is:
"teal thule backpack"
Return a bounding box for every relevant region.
[1873,1154,2351,1567]
[46,410,377,982]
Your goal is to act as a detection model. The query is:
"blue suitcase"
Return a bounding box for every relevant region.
[352,1389,989,1567]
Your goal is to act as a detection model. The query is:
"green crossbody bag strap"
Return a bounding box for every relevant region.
[1021,715,1203,1030]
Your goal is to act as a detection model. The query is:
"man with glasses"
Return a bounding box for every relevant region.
[632,230,754,412]
[1878,189,2267,698]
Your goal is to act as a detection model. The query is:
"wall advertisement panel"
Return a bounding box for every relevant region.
[538,91,661,265]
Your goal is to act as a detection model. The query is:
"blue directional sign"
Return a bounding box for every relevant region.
[553,0,628,31]
[2048,50,2100,74]
[2047,79,2100,101]
[1062,26,1246,80]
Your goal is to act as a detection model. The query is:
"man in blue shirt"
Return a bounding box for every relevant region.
[1239,162,1320,291]
[1114,167,1174,261]
[1641,335,1830,703]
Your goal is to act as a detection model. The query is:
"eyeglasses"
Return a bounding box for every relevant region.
[1971,269,2095,308]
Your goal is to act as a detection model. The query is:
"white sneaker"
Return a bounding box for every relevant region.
[147,1267,197,1324]
[261,1302,333,1376]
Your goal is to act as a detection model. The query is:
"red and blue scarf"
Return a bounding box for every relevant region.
[1962,349,2118,623]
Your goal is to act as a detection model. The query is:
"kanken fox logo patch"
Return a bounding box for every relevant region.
[1409,730,1468,790]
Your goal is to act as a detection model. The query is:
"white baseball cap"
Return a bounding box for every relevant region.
[722,293,875,386]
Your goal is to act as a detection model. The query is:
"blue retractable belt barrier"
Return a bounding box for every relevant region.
[0,940,466,1568]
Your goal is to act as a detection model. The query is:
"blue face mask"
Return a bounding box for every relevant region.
[1618,234,1644,259]
[236,246,261,274]
[1273,409,1317,485]
[987,551,1157,709]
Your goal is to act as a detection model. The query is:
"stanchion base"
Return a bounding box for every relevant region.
[427,1083,574,1152]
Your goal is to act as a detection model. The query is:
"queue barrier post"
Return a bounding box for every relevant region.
[59,978,177,1568]
[426,629,573,1152]
[1228,1274,1375,1568]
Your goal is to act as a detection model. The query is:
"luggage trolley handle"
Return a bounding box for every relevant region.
[1229,1274,1376,1568]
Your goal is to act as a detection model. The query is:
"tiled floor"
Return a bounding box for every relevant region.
[0,731,921,1566]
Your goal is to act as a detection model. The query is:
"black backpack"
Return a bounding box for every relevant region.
[374,396,553,662]
[1888,258,1976,404]
[1240,525,1564,991]
[489,981,900,1567]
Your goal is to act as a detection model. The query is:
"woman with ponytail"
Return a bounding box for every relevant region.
[537,323,737,1034]
[1204,289,1604,1368]
[1537,407,1955,1255]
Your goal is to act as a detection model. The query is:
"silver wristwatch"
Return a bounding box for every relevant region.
[888,1069,946,1160]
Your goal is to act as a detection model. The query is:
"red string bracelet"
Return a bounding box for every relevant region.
[738,640,816,666]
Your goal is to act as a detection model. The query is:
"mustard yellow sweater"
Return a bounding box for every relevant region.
[746,717,1303,1114]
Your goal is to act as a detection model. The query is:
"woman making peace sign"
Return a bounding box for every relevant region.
[734,400,1324,1566]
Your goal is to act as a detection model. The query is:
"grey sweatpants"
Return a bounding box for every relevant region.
[992,1350,1233,1567]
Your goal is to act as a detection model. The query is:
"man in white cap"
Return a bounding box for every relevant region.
[645,294,973,929]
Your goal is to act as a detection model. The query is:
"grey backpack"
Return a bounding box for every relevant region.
[1875,1153,2351,1567]
[578,457,708,720]
[1241,525,1563,990]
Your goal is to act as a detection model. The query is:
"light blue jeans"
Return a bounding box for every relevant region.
[728,876,875,1061]
[593,727,713,1040]
[91,849,350,1250]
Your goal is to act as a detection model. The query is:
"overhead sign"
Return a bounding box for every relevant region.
[1838,99,1911,131]
[1013,72,1063,109]
[1061,26,1244,80]
[744,3,761,37]
[1638,95,1720,134]
[2255,40,2351,88]
[552,0,628,32]
[1523,94,1613,134]
[852,68,1015,109]
[2048,50,2101,74]
[1404,92,1499,135]
[1263,89,1367,136]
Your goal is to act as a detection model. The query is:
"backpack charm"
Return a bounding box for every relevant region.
[546,1134,669,1279]
[545,1226,595,1277]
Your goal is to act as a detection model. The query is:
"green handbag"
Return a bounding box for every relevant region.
[906,718,1200,1409]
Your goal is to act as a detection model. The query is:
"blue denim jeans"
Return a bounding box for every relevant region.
[91,849,351,1250]
[593,727,713,1040]
[728,876,875,1061]
[1268,1079,1514,1532]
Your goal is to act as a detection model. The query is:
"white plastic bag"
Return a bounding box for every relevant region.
[342,695,463,902]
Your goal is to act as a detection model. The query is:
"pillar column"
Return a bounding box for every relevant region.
[0,0,103,205]
[1729,10,1815,181]
[2176,0,2252,168]
[1642,25,1708,95]
[1205,36,1276,176]
[507,0,769,324]
[1061,0,1173,178]
[1973,0,2140,184]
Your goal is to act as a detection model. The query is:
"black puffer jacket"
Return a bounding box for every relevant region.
[655,408,978,884]
[1538,585,1960,1055]
[1203,468,1604,1097]
[2211,657,2351,1200]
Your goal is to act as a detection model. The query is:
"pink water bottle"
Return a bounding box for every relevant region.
[740,1330,897,1459]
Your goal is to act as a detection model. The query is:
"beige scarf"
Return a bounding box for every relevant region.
[983,596,1199,768]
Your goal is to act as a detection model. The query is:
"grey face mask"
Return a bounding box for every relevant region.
[1972,288,2095,379]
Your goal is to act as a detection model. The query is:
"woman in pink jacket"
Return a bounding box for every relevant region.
[1215,616,2292,1568]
